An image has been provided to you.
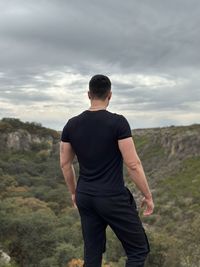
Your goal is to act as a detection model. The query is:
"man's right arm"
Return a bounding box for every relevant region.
[118,136,154,216]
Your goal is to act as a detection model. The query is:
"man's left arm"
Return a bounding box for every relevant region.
[60,141,77,208]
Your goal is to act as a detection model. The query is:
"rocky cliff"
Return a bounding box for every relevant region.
[133,124,200,160]
[1,117,199,186]
[1,118,199,159]
[0,118,60,154]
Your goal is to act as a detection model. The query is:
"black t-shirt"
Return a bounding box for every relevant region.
[61,109,132,196]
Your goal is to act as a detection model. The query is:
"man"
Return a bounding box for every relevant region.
[60,74,154,267]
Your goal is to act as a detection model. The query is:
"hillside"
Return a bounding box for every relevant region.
[0,117,200,267]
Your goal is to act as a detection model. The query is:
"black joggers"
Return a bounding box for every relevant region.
[76,186,150,267]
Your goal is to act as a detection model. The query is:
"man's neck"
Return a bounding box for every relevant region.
[89,101,108,110]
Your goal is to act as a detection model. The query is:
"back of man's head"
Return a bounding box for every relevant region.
[89,74,111,100]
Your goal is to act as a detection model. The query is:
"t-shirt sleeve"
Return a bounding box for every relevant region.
[116,115,132,140]
[61,120,71,142]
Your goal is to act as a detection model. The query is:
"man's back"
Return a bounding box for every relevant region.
[60,74,153,267]
[61,109,132,196]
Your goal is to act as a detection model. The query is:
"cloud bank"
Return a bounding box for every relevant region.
[0,0,199,130]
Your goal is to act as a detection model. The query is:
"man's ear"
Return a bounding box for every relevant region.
[88,90,91,99]
[108,91,112,100]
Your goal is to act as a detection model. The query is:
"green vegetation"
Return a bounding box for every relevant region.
[133,135,149,150]
[0,118,200,266]
[158,157,200,204]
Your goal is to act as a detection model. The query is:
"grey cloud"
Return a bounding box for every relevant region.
[111,74,200,112]
[0,0,200,129]
[1,0,200,72]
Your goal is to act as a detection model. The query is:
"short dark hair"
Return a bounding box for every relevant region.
[89,74,111,100]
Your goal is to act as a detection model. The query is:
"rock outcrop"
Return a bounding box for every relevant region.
[0,118,60,154]
[133,124,200,160]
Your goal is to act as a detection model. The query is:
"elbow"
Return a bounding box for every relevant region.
[60,161,71,170]
[60,162,64,170]
[126,159,142,171]
[60,163,64,169]
[60,160,64,169]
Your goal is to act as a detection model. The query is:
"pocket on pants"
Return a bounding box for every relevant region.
[142,226,151,253]
[124,186,137,209]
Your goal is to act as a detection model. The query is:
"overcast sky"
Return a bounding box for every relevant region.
[0,0,200,131]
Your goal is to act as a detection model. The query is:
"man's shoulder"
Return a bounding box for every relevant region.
[105,110,125,119]
[108,111,126,121]
[66,111,84,121]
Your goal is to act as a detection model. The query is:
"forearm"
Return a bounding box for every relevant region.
[126,162,152,199]
[61,164,76,194]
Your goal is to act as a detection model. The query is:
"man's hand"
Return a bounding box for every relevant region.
[140,196,154,216]
[71,193,77,209]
